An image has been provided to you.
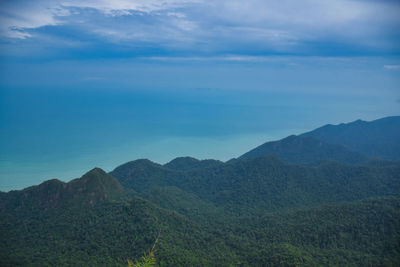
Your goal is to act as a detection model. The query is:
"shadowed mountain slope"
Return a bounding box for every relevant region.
[302,116,400,160]
[238,135,369,164]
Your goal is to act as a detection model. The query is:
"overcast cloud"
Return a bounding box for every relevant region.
[0,0,399,56]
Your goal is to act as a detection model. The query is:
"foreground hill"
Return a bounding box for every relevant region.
[232,197,400,266]
[2,177,399,266]
[0,168,238,266]
[2,161,400,266]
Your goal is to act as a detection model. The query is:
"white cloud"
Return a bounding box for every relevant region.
[0,1,62,38]
[210,0,400,41]
[384,65,400,70]
[0,0,399,54]
[0,0,198,38]
[61,0,199,15]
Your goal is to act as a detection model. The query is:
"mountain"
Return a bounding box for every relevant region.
[238,135,369,164]
[238,116,400,164]
[2,166,399,266]
[0,168,124,212]
[0,169,239,267]
[2,116,400,266]
[110,156,400,215]
[302,116,400,160]
[110,159,182,194]
[108,156,400,265]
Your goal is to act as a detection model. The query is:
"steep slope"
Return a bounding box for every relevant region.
[302,116,400,160]
[238,135,369,164]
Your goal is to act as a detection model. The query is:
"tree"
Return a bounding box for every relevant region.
[128,232,160,267]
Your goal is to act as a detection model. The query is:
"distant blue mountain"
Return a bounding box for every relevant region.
[240,116,400,163]
[301,116,400,160]
[239,135,369,164]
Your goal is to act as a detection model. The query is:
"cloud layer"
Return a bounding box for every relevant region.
[0,0,399,56]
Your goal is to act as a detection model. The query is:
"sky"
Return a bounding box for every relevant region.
[0,0,399,191]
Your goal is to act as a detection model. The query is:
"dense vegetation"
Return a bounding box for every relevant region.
[1,116,400,266]
[112,156,400,215]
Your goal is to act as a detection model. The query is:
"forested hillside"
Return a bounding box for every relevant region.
[111,156,400,215]
[1,116,400,266]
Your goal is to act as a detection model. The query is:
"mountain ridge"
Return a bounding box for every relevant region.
[109,155,400,215]
[238,116,400,164]
[239,134,369,164]
[302,116,400,160]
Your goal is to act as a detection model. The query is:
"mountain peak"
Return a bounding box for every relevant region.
[86,167,107,175]
[114,159,162,170]
[80,167,111,183]
[1,168,123,211]
[68,167,123,201]
[167,156,200,164]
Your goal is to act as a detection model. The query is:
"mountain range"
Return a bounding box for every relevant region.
[1,116,399,266]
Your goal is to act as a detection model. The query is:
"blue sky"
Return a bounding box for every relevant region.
[0,0,399,191]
